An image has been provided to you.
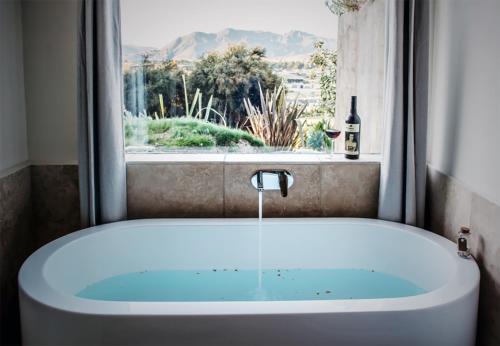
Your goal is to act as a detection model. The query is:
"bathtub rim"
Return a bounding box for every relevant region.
[18,218,480,317]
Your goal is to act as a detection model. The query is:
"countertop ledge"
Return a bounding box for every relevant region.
[126,153,381,164]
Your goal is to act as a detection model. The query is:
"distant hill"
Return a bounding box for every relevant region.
[123,28,336,62]
[122,45,159,62]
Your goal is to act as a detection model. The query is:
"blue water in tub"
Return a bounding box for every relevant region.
[76,268,426,302]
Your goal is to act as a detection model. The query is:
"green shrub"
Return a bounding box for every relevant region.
[214,130,240,146]
[306,118,332,150]
[307,130,325,151]
[148,119,172,134]
[125,117,264,149]
[212,127,264,146]
[172,134,215,147]
[240,132,265,147]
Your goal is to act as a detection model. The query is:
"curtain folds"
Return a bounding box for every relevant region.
[78,0,127,227]
[378,0,430,227]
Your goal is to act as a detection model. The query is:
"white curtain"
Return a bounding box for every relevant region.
[78,0,127,227]
[378,0,430,227]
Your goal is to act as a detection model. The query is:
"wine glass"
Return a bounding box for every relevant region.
[324,129,341,156]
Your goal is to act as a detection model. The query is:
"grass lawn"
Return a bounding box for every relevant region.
[125,117,264,149]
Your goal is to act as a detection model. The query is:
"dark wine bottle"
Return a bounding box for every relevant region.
[344,96,361,160]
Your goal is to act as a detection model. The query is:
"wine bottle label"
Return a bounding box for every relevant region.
[345,124,360,132]
[345,132,359,155]
[345,138,359,154]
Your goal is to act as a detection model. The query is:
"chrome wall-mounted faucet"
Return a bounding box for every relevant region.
[256,171,264,191]
[251,170,294,197]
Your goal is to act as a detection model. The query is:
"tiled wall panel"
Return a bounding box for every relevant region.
[427,166,500,345]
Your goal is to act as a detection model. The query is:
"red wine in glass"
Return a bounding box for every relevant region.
[324,129,341,155]
[325,129,341,140]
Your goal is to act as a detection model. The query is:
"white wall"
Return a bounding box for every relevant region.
[336,0,385,154]
[22,0,79,165]
[0,0,29,175]
[428,0,500,206]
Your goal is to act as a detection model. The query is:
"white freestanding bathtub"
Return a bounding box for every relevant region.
[19,218,479,346]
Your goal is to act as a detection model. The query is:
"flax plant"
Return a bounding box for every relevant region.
[244,83,306,150]
[182,74,227,125]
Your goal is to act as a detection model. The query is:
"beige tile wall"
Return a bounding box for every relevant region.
[224,163,322,217]
[127,161,380,218]
[0,167,34,345]
[128,163,225,218]
[1,165,81,345]
[426,166,500,345]
[30,165,81,246]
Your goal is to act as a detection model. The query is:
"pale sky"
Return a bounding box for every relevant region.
[121,0,338,48]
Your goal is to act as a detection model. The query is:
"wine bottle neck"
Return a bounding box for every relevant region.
[350,96,357,115]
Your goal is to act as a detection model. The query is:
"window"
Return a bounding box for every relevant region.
[121,0,384,155]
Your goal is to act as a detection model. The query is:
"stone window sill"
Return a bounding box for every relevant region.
[126,153,381,165]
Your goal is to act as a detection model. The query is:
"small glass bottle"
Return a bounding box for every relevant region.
[457,226,471,258]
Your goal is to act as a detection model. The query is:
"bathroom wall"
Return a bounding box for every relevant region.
[9,0,500,344]
[30,165,80,245]
[10,0,380,232]
[0,0,29,173]
[336,0,385,154]
[427,0,500,207]
[127,155,380,219]
[426,0,500,344]
[21,0,81,245]
[0,2,80,343]
[0,1,35,345]
[22,0,79,165]
[17,0,381,226]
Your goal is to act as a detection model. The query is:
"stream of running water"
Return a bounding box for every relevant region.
[258,190,263,291]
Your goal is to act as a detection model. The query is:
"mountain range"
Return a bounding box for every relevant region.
[123,28,336,62]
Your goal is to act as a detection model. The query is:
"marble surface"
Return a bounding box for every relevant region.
[426,166,500,345]
[31,165,80,246]
[0,167,34,345]
[470,194,500,346]
[321,163,379,217]
[127,163,225,218]
[128,161,380,218]
[224,164,322,217]
[1,165,81,345]
[126,153,382,164]
[426,167,473,239]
